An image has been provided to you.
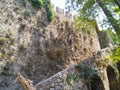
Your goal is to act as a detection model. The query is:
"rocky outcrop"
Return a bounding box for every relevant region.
[98,30,111,49]
[0,0,103,90]
[34,47,119,90]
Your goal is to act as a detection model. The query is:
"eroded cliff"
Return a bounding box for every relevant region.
[0,0,114,90]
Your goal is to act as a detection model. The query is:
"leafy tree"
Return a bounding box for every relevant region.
[106,29,120,45]
[44,0,54,22]
[66,0,120,38]
[110,46,120,63]
[31,0,43,8]
[114,0,120,8]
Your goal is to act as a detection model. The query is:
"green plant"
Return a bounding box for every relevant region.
[24,9,31,17]
[66,0,120,38]
[74,17,95,33]
[110,46,120,63]
[23,0,28,7]
[66,64,95,85]
[66,74,73,85]
[106,29,120,45]
[31,0,43,8]
[66,74,79,85]
[96,60,108,68]
[46,47,63,60]
[74,43,79,50]
[76,64,94,81]
[44,0,54,22]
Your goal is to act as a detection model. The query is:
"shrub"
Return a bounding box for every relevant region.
[31,0,43,8]
[110,46,120,63]
[23,0,28,7]
[74,17,95,32]
[24,9,31,17]
[46,47,63,60]
[66,74,79,85]
[31,0,53,21]
[106,29,120,45]
[44,0,54,22]
[76,64,94,82]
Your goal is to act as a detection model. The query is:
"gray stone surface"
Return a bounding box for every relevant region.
[35,48,114,90]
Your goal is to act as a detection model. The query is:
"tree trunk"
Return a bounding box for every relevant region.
[114,0,120,8]
[17,72,36,90]
[97,0,120,38]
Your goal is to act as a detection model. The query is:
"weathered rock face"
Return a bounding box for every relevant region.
[35,65,88,90]
[98,31,111,49]
[0,0,101,90]
[36,47,119,90]
[107,65,119,90]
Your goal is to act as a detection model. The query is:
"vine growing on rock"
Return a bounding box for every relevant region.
[44,0,54,22]
[31,0,44,8]
[23,0,43,8]
[110,46,120,63]
[22,0,54,22]
[23,0,28,7]
[66,64,95,85]
[76,64,94,81]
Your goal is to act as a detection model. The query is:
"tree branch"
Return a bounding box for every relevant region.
[17,72,36,90]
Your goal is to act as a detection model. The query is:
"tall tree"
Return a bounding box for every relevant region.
[66,0,120,37]
[97,0,120,37]
[114,0,120,8]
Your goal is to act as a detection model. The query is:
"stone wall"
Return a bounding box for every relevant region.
[0,0,101,90]
[35,65,87,90]
[98,30,112,49]
[35,47,119,90]
[52,4,75,20]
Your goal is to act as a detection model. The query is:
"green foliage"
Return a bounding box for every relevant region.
[76,64,94,80]
[107,29,120,45]
[66,0,120,38]
[98,30,111,49]
[113,6,120,14]
[23,0,28,7]
[66,75,73,85]
[74,43,79,50]
[31,0,43,8]
[24,9,31,17]
[74,17,95,34]
[110,46,120,63]
[44,0,54,22]
[66,74,79,85]
[46,47,63,60]
[23,0,53,22]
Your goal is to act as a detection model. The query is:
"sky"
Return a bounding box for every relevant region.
[50,0,112,30]
[51,0,66,9]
